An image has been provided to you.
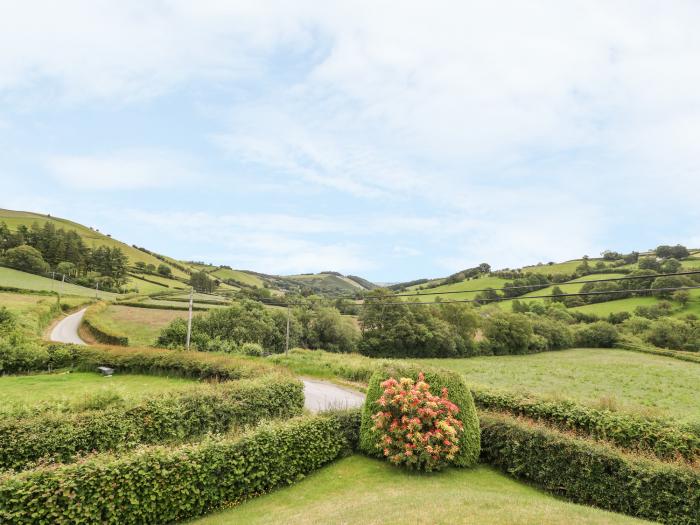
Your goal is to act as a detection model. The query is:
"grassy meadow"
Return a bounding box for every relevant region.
[405,275,509,301]
[0,267,117,299]
[0,371,194,413]
[190,455,650,525]
[89,304,189,347]
[0,291,90,334]
[419,349,700,422]
[210,267,264,287]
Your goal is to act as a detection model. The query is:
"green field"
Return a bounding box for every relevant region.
[0,267,117,299]
[137,298,228,310]
[87,304,189,347]
[521,259,587,275]
[210,267,264,287]
[0,209,189,279]
[190,455,648,525]
[0,372,193,413]
[418,349,700,422]
[0,291,90,334]
[405,275,509,302]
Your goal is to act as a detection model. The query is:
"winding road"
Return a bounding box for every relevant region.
[49,309,365,412]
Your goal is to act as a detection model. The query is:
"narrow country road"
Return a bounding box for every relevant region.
[49,308,87,345]
[48,309,365,412]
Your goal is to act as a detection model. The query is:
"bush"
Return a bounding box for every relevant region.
[360,364,480,468]
[369,374,465,471]
[645,318,700,351]
[0,375,304,471]
[482,312,533,355]
[0,414,352,524]
[528,316,573,351]
[574,321,619,348]
[1,245,49,274]
[472,388,700,461]
[81,303,129,346]
[480,414,700,525]
[240,342,265,356]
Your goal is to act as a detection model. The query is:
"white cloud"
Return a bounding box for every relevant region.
[45,150,195,190]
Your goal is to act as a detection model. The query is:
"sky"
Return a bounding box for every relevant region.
[1,1,700,282]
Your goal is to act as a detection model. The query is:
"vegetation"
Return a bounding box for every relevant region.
[481,414,700,525]
[0,266,116,299]
[0,414,354,524]
[82,302,129,345]
[360,364,480,468]
[191,455,650,525]
[83,304,187,347]
[0,375,303,471]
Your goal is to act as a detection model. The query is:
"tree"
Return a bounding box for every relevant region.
[1,245,49,275]
[135,261,147,271]
[638,257,661,272]
[660,258,682,274]
[673,289,690,307]
[656,244,689,259]
[145,263,156,273]
[190,271,216,293]
[550,286,565,303]
[56,261,76,277]
[157,264,172,277]
[482,312,533,355]
[651,275,690,299]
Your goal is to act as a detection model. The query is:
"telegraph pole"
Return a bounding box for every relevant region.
[186,287,194,351]
[60,273,65,298]
[285,305,290,356]
[95,280,99,299]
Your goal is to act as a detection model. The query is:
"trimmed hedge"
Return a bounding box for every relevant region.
[41,343,280,380]
[0,375,304,471]
[473,388,700,462]
[81,303,129,346]
[0,414,353,524]
[359,363,480,468]
[616,340,700,364]
[117,301,209,311]
[481,414,700,525]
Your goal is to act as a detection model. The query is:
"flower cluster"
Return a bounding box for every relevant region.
[371,373,464,471]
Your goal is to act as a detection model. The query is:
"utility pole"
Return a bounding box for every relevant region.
[51,271,55,293]
[95,280,99,299]
[285,305,291,356]
[186,287,194,351]
[60,273,65,298]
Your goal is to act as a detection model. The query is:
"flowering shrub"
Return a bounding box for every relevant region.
[370,373,464,471]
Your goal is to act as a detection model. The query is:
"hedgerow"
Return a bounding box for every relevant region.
[480,414,700,525]
[473,389,700,462]
[360,363,480,468]
[0,414,353,524]
[81,302,129,346]
[0,375,304,471]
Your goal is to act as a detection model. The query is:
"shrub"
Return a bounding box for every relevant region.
[370,374,465,471]
[480,414,700,525]
[482,312,533,355]
[1,245,49,274]
[240,342,265,356]
[574,321,619,347]
[528,316,573,351]
[472,388,700,462]
[360,364,480,468]
[0,414,352,524]
[0,375,304,471]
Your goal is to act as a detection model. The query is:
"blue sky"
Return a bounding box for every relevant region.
[2,1,700,282]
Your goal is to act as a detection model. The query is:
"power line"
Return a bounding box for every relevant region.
[256,284,700,308]
[367,270,700,299]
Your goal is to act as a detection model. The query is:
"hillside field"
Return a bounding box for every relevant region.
[0,267,116,299]
[84,304,189,347]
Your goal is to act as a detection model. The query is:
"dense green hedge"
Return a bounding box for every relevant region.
[81,303,129,346]
[0,375,304,471]
[480,414,700,525]
[0,414,353,524]
[616,340,700,364]
[359,363,480,468]
[116,301,209,311]
[473,389,699,462]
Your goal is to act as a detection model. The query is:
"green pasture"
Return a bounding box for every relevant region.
[0,291,90,334]
[85,304,189,347]
[0,372,193,414]
[404,275,509,302]
[191,455,649,525]
[521,259,587,275]
[0,267,116,299]
[210,267,264,288]
[418,349,700,423]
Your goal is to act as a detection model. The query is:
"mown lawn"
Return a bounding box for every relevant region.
[0,267,117,299]
[0,371,193,412]
[418,349,700,422]
[92,304,189,346]
[189,455,650,525]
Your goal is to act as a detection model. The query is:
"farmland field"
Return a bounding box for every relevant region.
[0,291,90,334]
[0,267,117,299]
[0,372,194,412]
[191,455,649,525]
[210,267,264,287]
[418,349,700,422]
[405,275,509,301]
[87,304,189,347]
[521,259,586,275]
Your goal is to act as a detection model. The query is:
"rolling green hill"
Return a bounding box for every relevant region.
[0,209,189,279]
[0,267,117,299]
